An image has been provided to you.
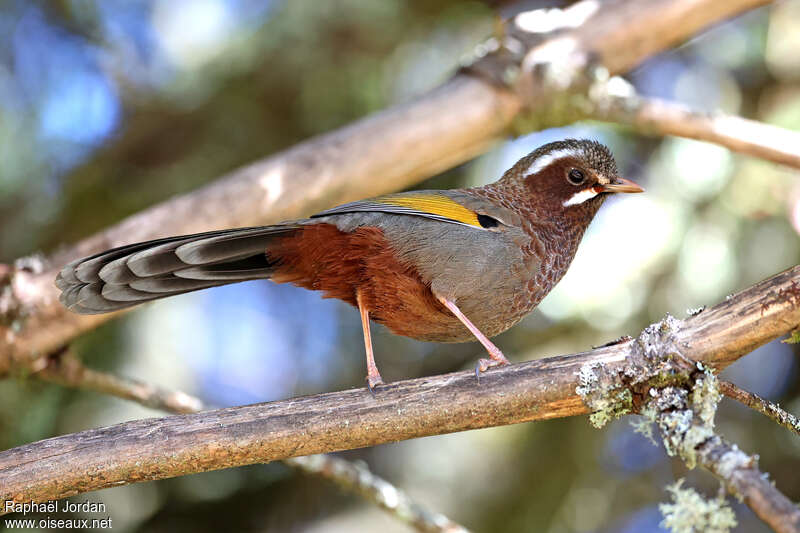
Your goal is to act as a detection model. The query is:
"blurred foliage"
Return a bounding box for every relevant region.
[1,1,799,532]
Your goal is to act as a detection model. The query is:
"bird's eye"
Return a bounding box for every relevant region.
[567,169,585,185]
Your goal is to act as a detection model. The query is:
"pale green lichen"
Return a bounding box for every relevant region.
[669,366,721,468]
[630,408,657,445]
[691,365,721,428]
[659,479,737,533]
[782,328,800,344]
[580,315,721,443]
[658,408,709,468]
[641,366,721,469]
[653,397,712,469]
[575,361,633,429]
[588,388,633,429]
[679,425,715,470]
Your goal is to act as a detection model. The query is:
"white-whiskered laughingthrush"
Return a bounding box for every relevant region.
[57,139,643,389]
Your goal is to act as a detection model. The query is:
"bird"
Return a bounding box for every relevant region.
[56,139,643,390]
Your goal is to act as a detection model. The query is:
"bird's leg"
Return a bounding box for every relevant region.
[357,289,384,392]
[436,295,510,375]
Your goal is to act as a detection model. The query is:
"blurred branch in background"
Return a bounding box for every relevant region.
[583,82,800,169]
[0,0,780,376]
[1,265,798,530]
[29,347,203,414]
[287,455,471,533]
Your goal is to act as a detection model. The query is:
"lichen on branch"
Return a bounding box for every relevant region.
[659,479,737,533]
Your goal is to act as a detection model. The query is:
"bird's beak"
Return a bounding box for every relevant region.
[601,176,644,194]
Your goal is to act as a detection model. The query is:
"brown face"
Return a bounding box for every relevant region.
[518,140,643,217]
[525,156,608,212]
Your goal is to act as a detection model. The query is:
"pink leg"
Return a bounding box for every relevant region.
[437,295,510,373]
[357,289,384,391]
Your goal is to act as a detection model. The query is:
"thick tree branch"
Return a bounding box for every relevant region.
[0,265,797,509]
[0,0,775,371]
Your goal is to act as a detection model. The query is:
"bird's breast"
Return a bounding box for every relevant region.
[374,214,542,342]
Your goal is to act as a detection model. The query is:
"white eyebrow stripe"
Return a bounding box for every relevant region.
[525,147,583,176]
[563,188,599,207]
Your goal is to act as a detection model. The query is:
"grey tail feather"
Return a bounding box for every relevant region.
[56,225,299,315]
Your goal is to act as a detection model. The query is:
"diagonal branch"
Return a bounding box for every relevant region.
[646,378,800,533]
[0,0,777,373]
[287,455,470,533]
[719,380,800,438]
[0,265,797,510]
[585,88,800,169]
[29,348,204,414]
[699,433,800,533]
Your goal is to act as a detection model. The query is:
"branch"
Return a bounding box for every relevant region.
[1,265,798,508]
[585,88,800,169]
[30,348,204,414]
[646,380,800,533]
[287,455,470,533]
[700,435,800,533]
[719,380,800,438]
[25,351,470,532]
[0,0,774,372]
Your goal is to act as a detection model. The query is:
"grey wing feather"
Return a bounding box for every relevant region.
[57,225,299,315]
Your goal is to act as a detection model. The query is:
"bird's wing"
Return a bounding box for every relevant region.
[56,225,301,314]
[312,191,511,229]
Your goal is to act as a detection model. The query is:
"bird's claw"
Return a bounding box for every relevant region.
[366,374,384,396]
[474,357,509,381]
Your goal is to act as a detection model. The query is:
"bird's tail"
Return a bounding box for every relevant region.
[56,225,299,314]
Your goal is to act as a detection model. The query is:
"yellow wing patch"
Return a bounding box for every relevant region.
[376,194,482,227]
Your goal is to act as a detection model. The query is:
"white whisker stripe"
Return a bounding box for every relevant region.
[525,147,583,176]
[563,188,599,207]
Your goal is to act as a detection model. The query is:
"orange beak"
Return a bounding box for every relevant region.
[601,176,644,194]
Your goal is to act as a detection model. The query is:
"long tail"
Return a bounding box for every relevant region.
[56,225,299,314]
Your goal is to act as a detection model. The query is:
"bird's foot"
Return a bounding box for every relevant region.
[474,354,510,379]
[366,373,385,396]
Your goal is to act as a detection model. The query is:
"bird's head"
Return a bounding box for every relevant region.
[502,139,643,220]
